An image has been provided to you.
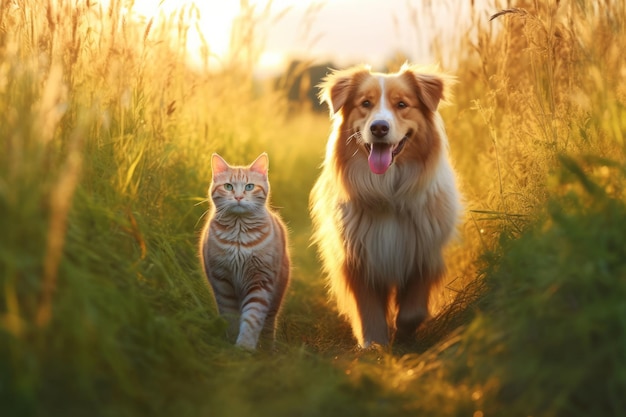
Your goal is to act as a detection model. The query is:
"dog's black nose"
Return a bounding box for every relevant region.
[370,120,389,138]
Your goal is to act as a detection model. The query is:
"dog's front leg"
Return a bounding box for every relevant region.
[349,277,391,348]
[394,275,433,343]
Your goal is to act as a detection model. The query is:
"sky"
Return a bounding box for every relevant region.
[256,0,478,73]
[127,0,479,76]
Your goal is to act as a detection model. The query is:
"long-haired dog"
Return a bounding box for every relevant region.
[309,63,462,348]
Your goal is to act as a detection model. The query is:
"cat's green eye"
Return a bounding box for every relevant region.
[245,184,254,191]
[224,183,233,191]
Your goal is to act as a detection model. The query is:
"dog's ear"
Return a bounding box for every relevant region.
[318,74,351,115]
[401,64,454,112]
[414,73,444,112]
[318,66,370,116]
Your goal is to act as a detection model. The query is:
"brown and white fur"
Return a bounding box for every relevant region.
[200,153,290,350]
[310,63,462,348]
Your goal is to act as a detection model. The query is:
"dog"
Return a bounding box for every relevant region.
[309,63,462,348]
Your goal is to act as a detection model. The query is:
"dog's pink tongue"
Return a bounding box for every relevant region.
[368,143,393,174]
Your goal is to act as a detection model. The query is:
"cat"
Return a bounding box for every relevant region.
[200,152,290,350]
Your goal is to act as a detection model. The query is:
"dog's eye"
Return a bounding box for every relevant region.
[397,101,408,109]
[361,100,371,108]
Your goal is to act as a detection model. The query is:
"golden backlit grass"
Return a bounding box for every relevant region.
[1,1,625,416]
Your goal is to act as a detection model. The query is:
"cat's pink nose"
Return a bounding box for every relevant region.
[235,196,243,201]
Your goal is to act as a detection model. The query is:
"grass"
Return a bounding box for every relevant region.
[1,0,625,416]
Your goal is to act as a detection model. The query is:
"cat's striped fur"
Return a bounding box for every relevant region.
[200,153,290,350]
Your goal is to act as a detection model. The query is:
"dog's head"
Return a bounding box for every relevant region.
[319,63,451,175]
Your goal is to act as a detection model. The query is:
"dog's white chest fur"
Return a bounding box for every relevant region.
[345,207,416,282]
[342,186,446,286]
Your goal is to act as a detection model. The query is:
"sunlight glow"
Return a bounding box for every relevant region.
[95,0,469,75]
[102,0,299,72]
[124,0,238,68]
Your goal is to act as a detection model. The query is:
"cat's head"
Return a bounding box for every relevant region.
[210,153,270,215]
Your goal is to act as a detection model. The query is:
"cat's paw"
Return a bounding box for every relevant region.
[235,335,257,351]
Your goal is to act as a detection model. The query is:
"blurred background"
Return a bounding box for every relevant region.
[121,1,475,71]
[1,1,625,416]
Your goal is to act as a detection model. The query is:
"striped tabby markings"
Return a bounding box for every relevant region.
[200,153,290,350]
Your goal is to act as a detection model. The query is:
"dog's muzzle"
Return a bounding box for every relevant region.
[364,120,409,175]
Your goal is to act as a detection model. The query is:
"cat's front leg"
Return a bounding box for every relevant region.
[235,275,274,350]
[207,271,240,343]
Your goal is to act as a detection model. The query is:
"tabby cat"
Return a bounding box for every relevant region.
[200,153,290,350]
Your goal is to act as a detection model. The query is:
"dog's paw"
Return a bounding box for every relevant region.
[356,341,390,356]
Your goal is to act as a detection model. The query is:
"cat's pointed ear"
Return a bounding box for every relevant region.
[250,153,269,175]
[211,153,230,175]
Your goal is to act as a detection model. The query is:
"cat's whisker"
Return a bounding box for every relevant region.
[214,209,231,224]
[195,209,212,227]
[194,197,211,207]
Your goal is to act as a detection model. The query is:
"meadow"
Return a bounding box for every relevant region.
[1,1,625,416]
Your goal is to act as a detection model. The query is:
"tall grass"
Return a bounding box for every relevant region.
[1,0,625,416]
[435,0,626,302]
